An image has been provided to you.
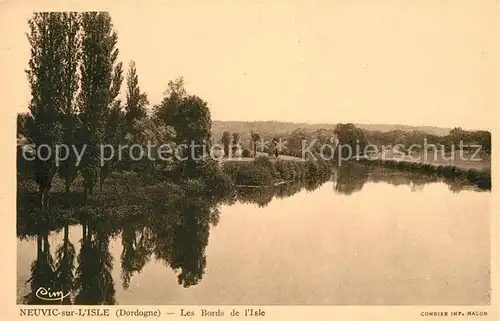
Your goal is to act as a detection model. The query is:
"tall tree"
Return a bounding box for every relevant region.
[271,136,279,157]
[231,132,240,155]
[174,95,212,163]
[334,123,367,159]
[154,79,211,166]
[221,131,231,157]
[17,112,31,137]
[26,12,67,209]
[125,61,148,134]
[58,12,81,203]
[250,131,261,157]
[153,77,187,126]
[78,12,123,200]
[100,99,125,190]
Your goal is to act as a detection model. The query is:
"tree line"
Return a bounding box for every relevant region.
[18,12,214,210]
[17,12,491,210]
[281,124,491,158]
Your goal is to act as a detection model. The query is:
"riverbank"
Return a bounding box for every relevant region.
[222,156,330,187]
[355,157,491,190]
[17,156,330,237]
[221,153,306,164]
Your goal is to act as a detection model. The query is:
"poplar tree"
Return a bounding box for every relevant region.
[78,12,123,200]
[57,12,81,202]
[125,61,148,135]
[100,99,125,191]
[26,12,66,209]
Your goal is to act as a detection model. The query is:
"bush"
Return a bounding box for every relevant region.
[221,156,331,187]
[242,149,251,157]
[235,164,274,186]
[222,156,275,186]
[273,159,305,181]
[254,155,273,167]
[190,159,234,197]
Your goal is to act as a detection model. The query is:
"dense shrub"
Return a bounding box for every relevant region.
[222,157,331,186]
[236,162,275,186]
[274,159,294,181]
[195,159,234,197]
[242,149,252,157]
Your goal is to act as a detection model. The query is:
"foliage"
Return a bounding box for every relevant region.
[57,12,82,195]
[125,61,149,134]
[154,79,211,163]
[221,131,231,157]
[250,131,261,156]
[122,116,177,180]
[189,159,234,200]
[231,132,241,155]
[242,149,252,157]
[152,77,187,126]
[100,100,126,188]
[222,156,330,187]
[334,123,367,158]
[78,12,123,198]
[26,12,71,208]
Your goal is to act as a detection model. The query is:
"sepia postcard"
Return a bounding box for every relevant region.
[0,0,498,320]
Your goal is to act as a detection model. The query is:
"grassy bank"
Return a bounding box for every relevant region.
[356,158,491,190]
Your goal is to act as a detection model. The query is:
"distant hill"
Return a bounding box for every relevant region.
[211,120,451,141]
[353,123,451,136]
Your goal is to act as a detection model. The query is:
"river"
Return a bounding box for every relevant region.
[17,165,490,305]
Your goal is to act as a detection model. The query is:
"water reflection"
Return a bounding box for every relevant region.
[334,164,369,195]
[54,221,76,305]
[120,222,152,290]
[23,223,54,305]
[18,164,489,305]
[232,176,331,208]
[74,212,116,304]
[333,163,487,196]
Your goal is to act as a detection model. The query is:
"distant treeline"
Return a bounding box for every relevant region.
[211,120,453,140]
[209,121,491,157]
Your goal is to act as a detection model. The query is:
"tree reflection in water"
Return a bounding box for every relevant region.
[23,216,55,305]
[151,179,220,288]
[231,175,331,208]
[120,221,152,290]
[334,163,369,195]
[333,162,486,195]
[54,219,76,305]
[19,163,488,305]
[74,209,117,304]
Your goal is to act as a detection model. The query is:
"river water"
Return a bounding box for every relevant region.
[17,166,490,305]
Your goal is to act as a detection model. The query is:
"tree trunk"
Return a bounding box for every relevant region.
[99,174,105,193]
[83,186,88,204]
[82,223,87,243]
[64,222,69,243]
[40,187,50,210]
[65,180,71,208]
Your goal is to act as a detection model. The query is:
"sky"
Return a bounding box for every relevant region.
[1,0,498,130]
